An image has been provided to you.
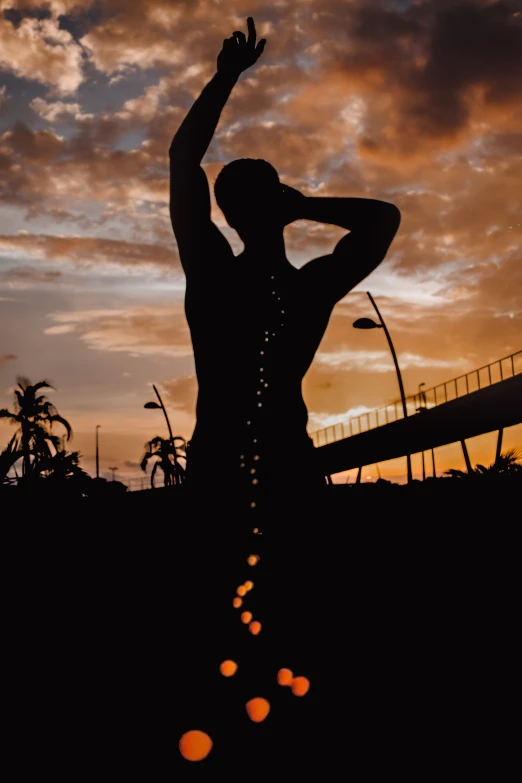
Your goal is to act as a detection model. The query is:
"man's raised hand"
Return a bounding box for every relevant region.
[217,17,266,76]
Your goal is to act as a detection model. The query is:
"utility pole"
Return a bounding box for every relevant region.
[95,425,101,479]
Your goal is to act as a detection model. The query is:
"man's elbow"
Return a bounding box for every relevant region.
[169,136,189,164]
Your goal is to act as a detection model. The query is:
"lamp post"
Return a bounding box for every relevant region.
[353,291,413,484]
[144,384,174,445]
[109,466,118,482]
[95,425,101,479]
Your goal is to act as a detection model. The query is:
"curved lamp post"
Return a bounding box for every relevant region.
[144,384,174,445]
[353,291,413,484]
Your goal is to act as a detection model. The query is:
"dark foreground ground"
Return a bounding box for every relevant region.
[3,479,519,778]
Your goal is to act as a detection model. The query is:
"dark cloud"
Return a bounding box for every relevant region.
[313,0,522,158]
[0,352,18,369]
[0,264,62,284]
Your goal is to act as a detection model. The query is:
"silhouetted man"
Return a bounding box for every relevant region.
[169,17,401,516]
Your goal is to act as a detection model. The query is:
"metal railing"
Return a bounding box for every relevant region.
[2,475,155,491]
[310,350,522,448]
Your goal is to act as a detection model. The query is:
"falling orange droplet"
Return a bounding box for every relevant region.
[179,730,213,761]
[244,580,254,591]
[241,611,253,624]
[237,585,247,597]
[233,597,242,608]
[291,676,310,697]
[249,621,262,635]
[247,555,259,566]
[219,660,238,677]
[246,697,270,723]
[277,668,293,686]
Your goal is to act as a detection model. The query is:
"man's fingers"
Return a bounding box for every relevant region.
[233,30,246,44]
[255,39,266,58]
[247,16,256,47]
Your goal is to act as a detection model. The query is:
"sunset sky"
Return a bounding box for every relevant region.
[1,0,521,484]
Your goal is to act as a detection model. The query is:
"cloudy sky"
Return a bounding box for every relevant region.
[1,0,521,484]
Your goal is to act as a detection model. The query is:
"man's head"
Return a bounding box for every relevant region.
[214,158,283,238]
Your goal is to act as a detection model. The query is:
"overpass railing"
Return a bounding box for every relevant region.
[310,350,522,448]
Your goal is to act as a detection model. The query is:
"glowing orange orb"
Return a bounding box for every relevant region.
[179,730,213,761]
[244,580,254,591]
[233,597,242,608]
[247,555,259,566]
[237,585,247,597]
[246,697,270,723]
[277,668,293,686]
[249,620,262,635]
[219,660,238,677]
[253,527,259,534]
[241,611,253,624]
[291,676,310,697]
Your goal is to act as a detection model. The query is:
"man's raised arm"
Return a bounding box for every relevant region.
[169,70,239,168]
[169,17,266,168]
[169,18,266,278]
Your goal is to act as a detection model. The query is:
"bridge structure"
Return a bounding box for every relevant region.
[311,350,522,478]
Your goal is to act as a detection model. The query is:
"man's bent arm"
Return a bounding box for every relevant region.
[301,197,400,232]
[169,71,239,167]
[300,197,401,303]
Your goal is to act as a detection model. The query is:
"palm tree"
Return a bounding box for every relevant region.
[0,434,23,484]
[475,448,522,476]
[0,377,72,483]
[445,449,522,479]
[140,436,187,488]
[32,449,92,498]
[34,449,90,482]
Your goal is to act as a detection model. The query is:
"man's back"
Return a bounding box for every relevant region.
[185,253,332,428]
[181,242,334,506]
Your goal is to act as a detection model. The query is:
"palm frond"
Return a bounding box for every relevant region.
[32,380,55,393]
[48,414,73,440]
[0,408,18,421]
[140,452,153,472]
[0,433,24,480]
[16,376,31,391]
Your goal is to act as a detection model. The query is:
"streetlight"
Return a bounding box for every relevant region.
[353,291,413,484]
[109,466,118,482]
[144,384,174,445]
[95,424,101,479]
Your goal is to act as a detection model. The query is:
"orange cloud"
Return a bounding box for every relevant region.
[0,233,180,270]
[43,305,192,357]
[0,11,85,95]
